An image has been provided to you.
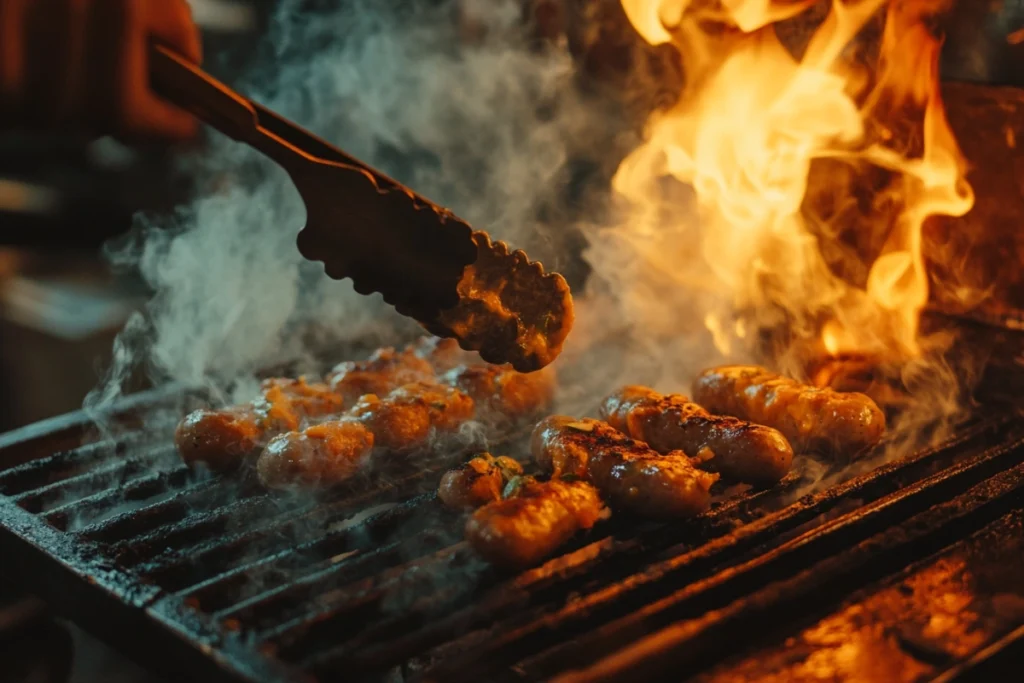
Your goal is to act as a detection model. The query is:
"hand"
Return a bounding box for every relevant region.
[0,0,202,142]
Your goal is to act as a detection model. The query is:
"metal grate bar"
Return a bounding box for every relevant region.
[175,495,436,611]
[121,476,440,574]
[295,418,1011,677]
[536,461,1024,683]
[266,478,806,668]
[930,623,1024,683]
[0,438,145,495]
[293,476,806,674]
[12,449,182,513]
[217,532,467,633]
[406,423,1022,682]
[70,477,231,541]
[260,543,475,661]
[44,466,195,531]
[139,494,438,593]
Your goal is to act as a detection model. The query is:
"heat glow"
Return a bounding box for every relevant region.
[609,0,974,367]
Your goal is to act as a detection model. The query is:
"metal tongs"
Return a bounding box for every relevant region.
[149,45,573,372]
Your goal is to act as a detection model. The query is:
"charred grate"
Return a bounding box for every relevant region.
[0,389,1022,683]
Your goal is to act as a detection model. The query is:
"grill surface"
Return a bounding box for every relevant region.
[0,387,1022,682]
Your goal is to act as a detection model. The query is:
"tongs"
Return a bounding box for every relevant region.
[149,45,573,372]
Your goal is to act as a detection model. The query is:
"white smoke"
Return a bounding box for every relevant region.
[86,0,593,410]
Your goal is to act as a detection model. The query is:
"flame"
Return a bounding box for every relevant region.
[606,0,973,368]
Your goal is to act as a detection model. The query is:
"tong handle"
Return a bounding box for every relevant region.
[149,43,259,144]
[149,44,399,182]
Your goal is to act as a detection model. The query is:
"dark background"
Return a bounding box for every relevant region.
[0,0,279,432]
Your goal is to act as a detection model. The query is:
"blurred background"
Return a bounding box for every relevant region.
[0,0,272,432]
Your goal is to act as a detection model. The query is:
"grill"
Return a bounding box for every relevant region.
[1,362,1023,682]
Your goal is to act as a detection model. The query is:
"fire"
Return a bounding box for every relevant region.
[606,0,973,369]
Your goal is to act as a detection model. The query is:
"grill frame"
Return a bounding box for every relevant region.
[0,387,1022,683]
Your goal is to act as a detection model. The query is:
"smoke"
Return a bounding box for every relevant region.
[86,0,593,413]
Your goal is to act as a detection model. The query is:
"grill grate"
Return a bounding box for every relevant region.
[0,389,1022,683]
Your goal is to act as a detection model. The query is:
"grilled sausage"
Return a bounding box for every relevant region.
[174,408,260,473]
[465,477,605,568]
[349,382,475,452]
[601,386,793,486]
[692,366,886,457]
[531,416,718,518]
[326,347,433,403]
[175,378,345,471]
[441,364,555,423]
[438,453,524,509]
[257,420,374,490]
[257,382,474,489]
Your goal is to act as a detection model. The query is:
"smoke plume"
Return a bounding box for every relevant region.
[86,0,593,411]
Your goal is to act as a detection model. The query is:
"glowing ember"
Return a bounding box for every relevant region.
[606,0,974,367]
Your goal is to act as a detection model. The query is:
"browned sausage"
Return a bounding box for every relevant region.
[441,364,555,423]
[257,420,374,490]
[174,408,261,473]
[257,382,474,489]
[438,453,524,509]
[601,386,793,486]
[175,377,344,472]
[692,366,886,457]
[348,382,475,452]
[531,416,718,518]
[465,477,605,568]
[326,347,433,403]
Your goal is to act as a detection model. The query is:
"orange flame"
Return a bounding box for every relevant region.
[606,0,973,368]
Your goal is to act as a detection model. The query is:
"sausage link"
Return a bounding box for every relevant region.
[257,420,374,490]
[601,386,793,486]
[441,364,555,423]
[349,382,475,452]
[531,416,718,518]
[438,453,524,509]
[326,347,433,403]
[175,377,344,471]
[692,366,886,457]
[257,381,474,489]
[465,477,604,568]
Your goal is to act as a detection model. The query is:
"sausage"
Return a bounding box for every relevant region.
[438,453,524,509]
[257,420,374,490]
[692,366,886,457]
[349,382,475,452]
[441,364,555,423]
[257,381,474,489]
[174,408,260,473]
[465,477,605,568]
[601,386,794,486]
[326,347,434,403]
[175,377,344,471]
[531,416,719,518]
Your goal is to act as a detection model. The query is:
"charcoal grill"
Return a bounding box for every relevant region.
[0,369,1023,683]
